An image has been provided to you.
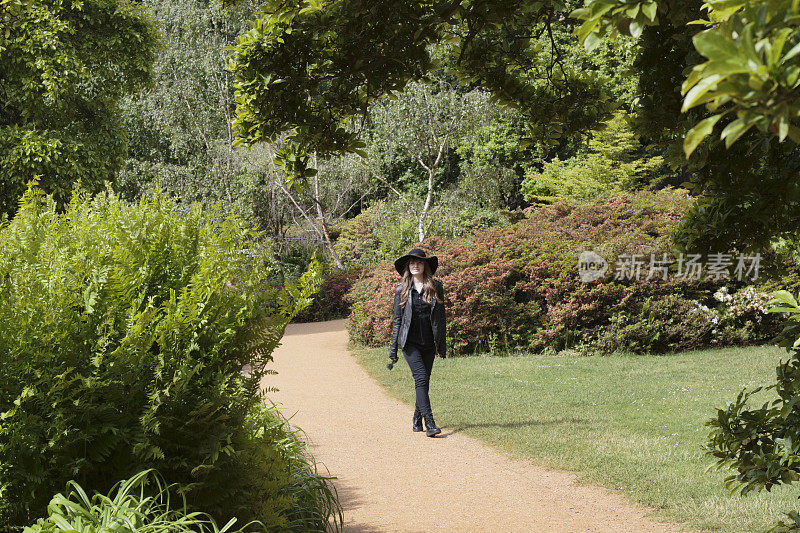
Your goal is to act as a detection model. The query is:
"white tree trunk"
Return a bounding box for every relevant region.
[417,133,448,243]
[313,153,345,269]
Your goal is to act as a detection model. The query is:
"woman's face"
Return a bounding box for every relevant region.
[408,258,425,276]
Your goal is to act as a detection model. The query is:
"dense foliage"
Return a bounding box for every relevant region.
[521,111,674,204]
[227,0,616,178]
[0,187,339,530]
[0,0,159,217]
[294,265,366,322]
[119,0,278,226]
[576,0,800,154]
[115,0,652,273]
[575,0,800,254]
[23,469,251,532]
[347,189,791,356]
[706,290,800,531]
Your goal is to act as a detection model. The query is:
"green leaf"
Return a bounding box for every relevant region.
[641,1,657,21]
[629,19,644,39]
[782,41,800,63]
[684,114,723,157]
[682,73,724,111]
[787,124,800,143]
[771,290,799,308]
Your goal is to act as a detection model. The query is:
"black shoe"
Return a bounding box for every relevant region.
[412,409,424,432]
[424,414,441,437]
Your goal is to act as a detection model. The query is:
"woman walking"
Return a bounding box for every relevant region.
[388,248,447,437]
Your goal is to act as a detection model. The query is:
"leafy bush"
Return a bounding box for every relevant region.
[333,200,428,268]
[521,112,673,205]
[294,265,367,322]
[596,293,716,354]
[346,189,788,356]
[0,186,338,530]
[706,289,800,531]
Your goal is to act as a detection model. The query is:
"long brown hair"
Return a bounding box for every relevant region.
[399,258,440,307]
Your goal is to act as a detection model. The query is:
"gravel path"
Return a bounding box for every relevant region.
[264,319,683,532]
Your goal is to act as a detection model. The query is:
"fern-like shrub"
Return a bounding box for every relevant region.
[0,187,336,530]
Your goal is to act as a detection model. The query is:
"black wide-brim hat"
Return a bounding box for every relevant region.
[394,248,438,276]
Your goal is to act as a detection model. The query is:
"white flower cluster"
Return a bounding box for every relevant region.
[731,286,771,315]
[713,286,733,303]
[689,285,779,339]
[688,301,719,325]
[708,285,773,328]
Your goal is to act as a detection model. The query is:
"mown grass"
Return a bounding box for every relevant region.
[350,341,800,532]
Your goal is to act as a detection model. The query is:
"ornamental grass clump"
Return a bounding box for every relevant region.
[0,186,339,531]
[23,469,250,533]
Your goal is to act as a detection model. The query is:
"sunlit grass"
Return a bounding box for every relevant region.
[351,341,799,532]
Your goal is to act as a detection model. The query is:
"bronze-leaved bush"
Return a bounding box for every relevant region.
[346,189,795,356]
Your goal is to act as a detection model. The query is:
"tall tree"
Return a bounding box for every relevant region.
[0,0,159,216]
[360,76,486,242]
[226,0,611,178]
[120,0,259,212]
[121,0,375,266]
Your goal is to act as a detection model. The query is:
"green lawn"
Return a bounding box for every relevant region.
[350,341,800,532]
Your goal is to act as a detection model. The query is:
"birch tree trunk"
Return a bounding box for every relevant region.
[312,153,345,269]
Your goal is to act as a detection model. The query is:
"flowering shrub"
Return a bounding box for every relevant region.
[345,263,398,347]
[706,286,785,345]
[597,294,716,353]
[346,188,791,355]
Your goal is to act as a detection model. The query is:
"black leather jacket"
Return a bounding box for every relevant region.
[389,279,447,360]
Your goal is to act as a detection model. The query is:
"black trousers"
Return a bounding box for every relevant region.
[402,340,436,418]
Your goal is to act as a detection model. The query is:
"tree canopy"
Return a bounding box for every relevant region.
[226,0,800,254]
[581,0,800,254]
[0,0,159,216]
[575,0,800,155]
[227,0,612,177]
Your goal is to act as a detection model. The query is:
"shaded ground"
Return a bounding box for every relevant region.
[264,319,683,532]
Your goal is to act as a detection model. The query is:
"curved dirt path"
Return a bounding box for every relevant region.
[264,319,683,532]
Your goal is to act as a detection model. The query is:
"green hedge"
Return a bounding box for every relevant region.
[0,186,338,530]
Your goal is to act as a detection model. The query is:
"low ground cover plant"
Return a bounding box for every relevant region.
[0,186,340,530]
[346,189,794,355]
